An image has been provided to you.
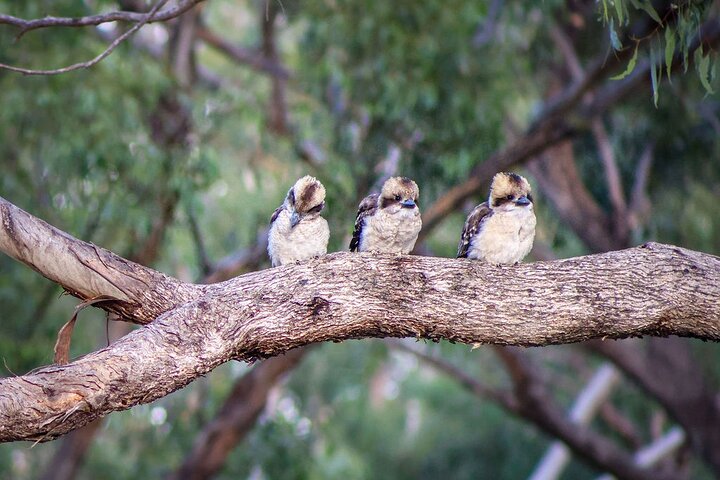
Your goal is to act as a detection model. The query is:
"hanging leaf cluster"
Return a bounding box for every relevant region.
[599,0,716,105]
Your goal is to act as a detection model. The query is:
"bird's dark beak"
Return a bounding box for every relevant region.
[401,199,416,209]
[290,211,302,228]
[515,196,530,206]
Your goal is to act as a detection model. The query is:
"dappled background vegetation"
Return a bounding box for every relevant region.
[0,0,719,478]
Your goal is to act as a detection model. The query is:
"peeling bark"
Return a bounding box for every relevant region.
[0,196,197,324]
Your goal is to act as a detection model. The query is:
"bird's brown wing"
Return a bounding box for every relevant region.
[349,193,378,252]
[270,205,284,225]
[457,201,493,258]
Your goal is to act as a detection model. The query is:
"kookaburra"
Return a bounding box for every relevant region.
[350,176,422,254]
[268,175,330,267]
[457,172,536,264]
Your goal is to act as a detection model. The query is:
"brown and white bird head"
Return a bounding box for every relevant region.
[268,175,330,267]
[488,172,534,213]
[378,176,420,216]
[285,175,326,228]
[457,172,536,263]
[349,176,422,254]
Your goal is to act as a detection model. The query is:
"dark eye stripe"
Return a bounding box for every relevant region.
[308,202,324,214]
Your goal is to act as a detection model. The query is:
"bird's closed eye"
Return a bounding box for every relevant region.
[308,203,324,214]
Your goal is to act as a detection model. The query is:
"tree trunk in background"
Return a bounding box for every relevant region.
[168,347,309,480]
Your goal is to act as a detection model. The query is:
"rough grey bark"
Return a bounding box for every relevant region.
[0,196,719,442]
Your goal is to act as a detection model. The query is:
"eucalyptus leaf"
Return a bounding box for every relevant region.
[610,44,639,80]
[664,27,675,82]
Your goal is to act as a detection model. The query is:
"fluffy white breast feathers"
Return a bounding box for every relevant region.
[268,175,330,267]
[350,176,422,254]
[457,172,536,264]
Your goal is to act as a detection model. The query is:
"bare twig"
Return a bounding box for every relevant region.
[201,229,269,284]
[600,402,644,449]
[0,0,173,75]
[0,0,205,36]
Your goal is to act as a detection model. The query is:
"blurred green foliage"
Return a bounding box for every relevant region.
[0,0,718,479]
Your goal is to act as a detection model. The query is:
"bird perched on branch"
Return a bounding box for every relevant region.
[350,176,422,254]
[268,175,330,267]
[457,172,536,264]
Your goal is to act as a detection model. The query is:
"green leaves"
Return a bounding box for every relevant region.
[695,47,716,95]
[600,0,717,103]
[610,43,639,80]
[664,27,675,81]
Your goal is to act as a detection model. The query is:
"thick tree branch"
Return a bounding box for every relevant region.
[0,196,717,441]
[0,196,196,324]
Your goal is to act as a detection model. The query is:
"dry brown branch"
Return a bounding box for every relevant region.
[0,0,205,36]
[0,0,205,75]
[196,26,291,79]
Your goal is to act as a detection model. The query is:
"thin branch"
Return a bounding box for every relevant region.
[0,0,172,75]
[186,206,213,278]
[201,229,268,284]
[196,26,291,80]
[600,402,644,449]
[261,1,289,135]
[387,340,510,406]
[0,0,205,37]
